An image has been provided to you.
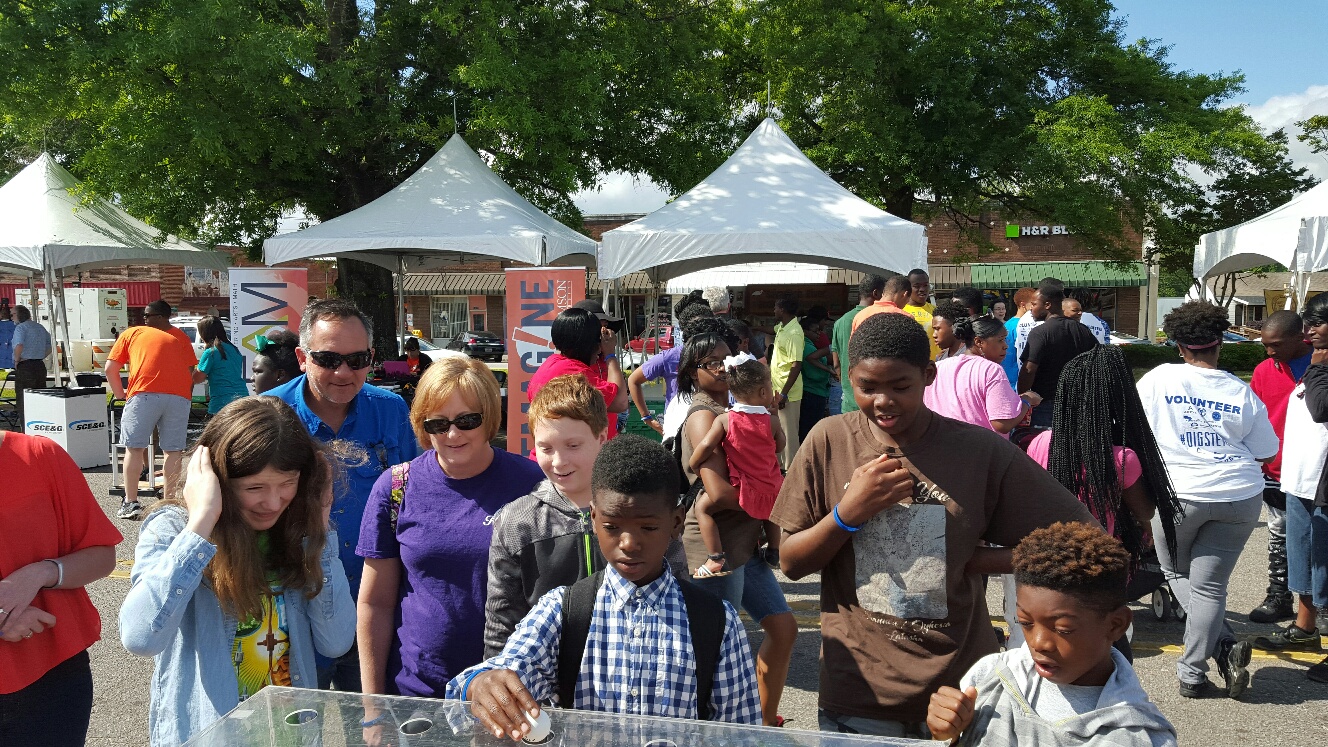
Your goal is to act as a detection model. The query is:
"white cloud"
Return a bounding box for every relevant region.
[571,171,670,216]
[1245,85,1328,181]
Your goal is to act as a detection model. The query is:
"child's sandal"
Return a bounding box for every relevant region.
[693,562,732,578]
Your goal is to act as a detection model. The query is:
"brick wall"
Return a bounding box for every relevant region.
[924,211,1144,265]
[487,295,505,335]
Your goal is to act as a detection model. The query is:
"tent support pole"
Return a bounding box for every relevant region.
[56,269,73,381]
[397,254,407,355]
[41,254,63,387]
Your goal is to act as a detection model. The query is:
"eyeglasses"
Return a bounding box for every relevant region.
[422,413,484,434]
[307,349,373,370]
[696,360,727,373]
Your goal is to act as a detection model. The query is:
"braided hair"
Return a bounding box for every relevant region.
[932,300,975,346]
[1048,345,1182,565]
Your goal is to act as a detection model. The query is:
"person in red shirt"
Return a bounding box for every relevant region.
[0,433,122,746]
[1247,310,1313,623]
[528,307,628,439]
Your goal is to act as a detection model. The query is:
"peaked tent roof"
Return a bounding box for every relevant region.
[263,135,598,272]
[1194,180,1328,279]
[0,153,229,273]
[598,118,927,281]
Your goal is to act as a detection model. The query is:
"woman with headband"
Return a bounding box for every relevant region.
[1137,301,1278,700]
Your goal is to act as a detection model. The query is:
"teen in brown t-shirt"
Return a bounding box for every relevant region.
[771,312,1093,733]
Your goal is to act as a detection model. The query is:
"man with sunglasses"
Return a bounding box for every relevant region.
[105,300,198,520]
[264,298,419,692]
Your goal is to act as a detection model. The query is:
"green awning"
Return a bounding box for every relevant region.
[968,261,1147,289]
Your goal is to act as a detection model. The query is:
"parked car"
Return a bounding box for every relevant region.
[398,335,465,363]
[1161,330,1253,348]
[628,330,674,354]
[445,330,505,361]
[170,315,232,358]
[1108,332,1153,345]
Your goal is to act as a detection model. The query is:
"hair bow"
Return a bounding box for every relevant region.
[254,334,272,353]
[723,352,757,371]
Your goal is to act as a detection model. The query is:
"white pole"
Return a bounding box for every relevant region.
[56,269,73,379]
[41,254,63,387]
[397,254,408,355]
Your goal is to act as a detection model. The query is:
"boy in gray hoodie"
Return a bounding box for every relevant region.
[928,522,1177,746]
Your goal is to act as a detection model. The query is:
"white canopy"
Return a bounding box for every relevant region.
[263,134,598,271]
[598,118,927,281]
[0,153,228,273]
[1194,180,1328,280]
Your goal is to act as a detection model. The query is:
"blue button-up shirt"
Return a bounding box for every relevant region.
[446,567,761,724]
[12,319,51,361]
[266,374,419,596]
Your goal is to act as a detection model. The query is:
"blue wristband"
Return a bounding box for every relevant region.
[833,505,861,533]
[459,669,484,701]
[360,714,387,728]
[603,353,617,361]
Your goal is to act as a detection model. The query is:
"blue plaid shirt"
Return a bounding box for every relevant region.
[446,566,760,723]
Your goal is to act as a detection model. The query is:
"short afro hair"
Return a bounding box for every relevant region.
[1162,301,1229,348]
[951,287,984,316]
[1013,522,1130,614]
[859,274,887,300]
[677,302,714,335]
[848,312,931,370]
[1036,278,1065,308]
[1263,309,1304,337]
[590,434,680,510]
[884,275,912,296]
[673,289,708,318]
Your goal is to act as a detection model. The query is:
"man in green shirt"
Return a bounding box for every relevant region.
[831,275,884,414]
[771,297,805,467]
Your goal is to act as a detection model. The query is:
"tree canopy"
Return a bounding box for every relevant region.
[0,0,1298,345]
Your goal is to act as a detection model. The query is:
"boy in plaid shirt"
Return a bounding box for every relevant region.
[447,435,760,740]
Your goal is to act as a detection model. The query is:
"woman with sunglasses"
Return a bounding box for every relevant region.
[356,356,545,705]
[676,320,797,727]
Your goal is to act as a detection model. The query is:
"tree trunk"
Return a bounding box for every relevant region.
[335,257,399,360]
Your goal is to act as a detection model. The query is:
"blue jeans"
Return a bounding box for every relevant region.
[690,553,791,623]
[827,381,843,416]
[1029,399,1055,428]
[316,640,363,691]
[1285,494,1328,607]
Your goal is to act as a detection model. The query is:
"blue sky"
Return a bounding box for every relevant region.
[574,1,1328,213]
[1111,0,1327,105]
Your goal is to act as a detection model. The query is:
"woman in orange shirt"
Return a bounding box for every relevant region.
[0,433,122,746]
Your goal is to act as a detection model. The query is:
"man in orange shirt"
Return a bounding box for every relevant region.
[104,300,198,519]
[851,275,913,334]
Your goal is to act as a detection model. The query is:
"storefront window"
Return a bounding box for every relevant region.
[430,296,469,342]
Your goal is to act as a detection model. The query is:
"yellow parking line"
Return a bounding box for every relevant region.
[108,558,133,580]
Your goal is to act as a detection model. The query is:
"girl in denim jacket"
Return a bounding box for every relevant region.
[120,397,356,746]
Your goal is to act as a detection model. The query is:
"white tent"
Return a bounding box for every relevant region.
[0,153,229,384]
[263,134,598,271]
[597,118,928,281]
[0,153,229,273]
[1193,180,1328,304]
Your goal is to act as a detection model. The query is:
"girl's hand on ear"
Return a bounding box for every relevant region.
[184,447,223,540]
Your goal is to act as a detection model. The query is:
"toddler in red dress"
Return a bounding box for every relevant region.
[688,353,786,576]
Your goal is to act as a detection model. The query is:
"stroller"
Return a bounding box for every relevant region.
[1129,548,1185,622]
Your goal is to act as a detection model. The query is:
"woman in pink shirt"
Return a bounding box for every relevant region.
[527,307,629,439]
[923,316,1036,434]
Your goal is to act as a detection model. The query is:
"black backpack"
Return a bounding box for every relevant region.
[555,570,726,719]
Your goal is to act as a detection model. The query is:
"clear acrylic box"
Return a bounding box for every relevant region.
[183,686,935,746]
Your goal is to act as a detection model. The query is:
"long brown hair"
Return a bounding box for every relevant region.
[155,397,331,619]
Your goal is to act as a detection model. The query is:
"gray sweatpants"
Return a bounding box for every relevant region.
[1152,493,1262,685]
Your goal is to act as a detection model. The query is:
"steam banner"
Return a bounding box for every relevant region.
[504,268,586,454]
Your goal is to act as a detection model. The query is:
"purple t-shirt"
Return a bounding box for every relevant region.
[640,344,683,405]
[922,354,1025,433]
[357,447,545,697]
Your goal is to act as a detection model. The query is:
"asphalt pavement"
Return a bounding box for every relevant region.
[80,462,1328,745]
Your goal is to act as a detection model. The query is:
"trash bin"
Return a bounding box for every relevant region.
[23,387,111,468]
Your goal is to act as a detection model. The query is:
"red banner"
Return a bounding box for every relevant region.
[505,268,586,454]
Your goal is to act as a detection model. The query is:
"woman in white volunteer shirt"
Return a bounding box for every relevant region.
[1137,302,1279,701]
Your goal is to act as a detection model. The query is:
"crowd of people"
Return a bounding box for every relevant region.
[6,276,1328,747]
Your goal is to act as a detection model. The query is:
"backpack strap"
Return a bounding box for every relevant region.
[387,461,411,535]
[556,570,605,708]
[677,578,727,721]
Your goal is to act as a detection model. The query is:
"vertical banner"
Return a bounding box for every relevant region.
[505,267,586,455]
[229,267,309,384]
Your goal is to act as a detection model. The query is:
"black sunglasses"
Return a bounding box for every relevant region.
[696,359,727,373]
[422,413,485,434]
[307,349,373,370]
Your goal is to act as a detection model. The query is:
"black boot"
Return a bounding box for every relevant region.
[1250,526,1295,624]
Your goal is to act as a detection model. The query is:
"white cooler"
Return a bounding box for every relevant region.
[24,387,111,468]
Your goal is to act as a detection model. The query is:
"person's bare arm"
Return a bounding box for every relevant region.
[104,359,127,400]
[688,414,729,472]
[600,330,629,413]
[627,366,663,435]
[685,410,739,505]
[831,350,842,380]
[1016,361,1038,394]
[807,346,835,375]
[780,454,914,580]
[191,369,207,385]
[357,558,402,696]
[965,546,1013,575]
[769,408,787,454]
[778,362,803,409]
[1121,481,1156,528]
